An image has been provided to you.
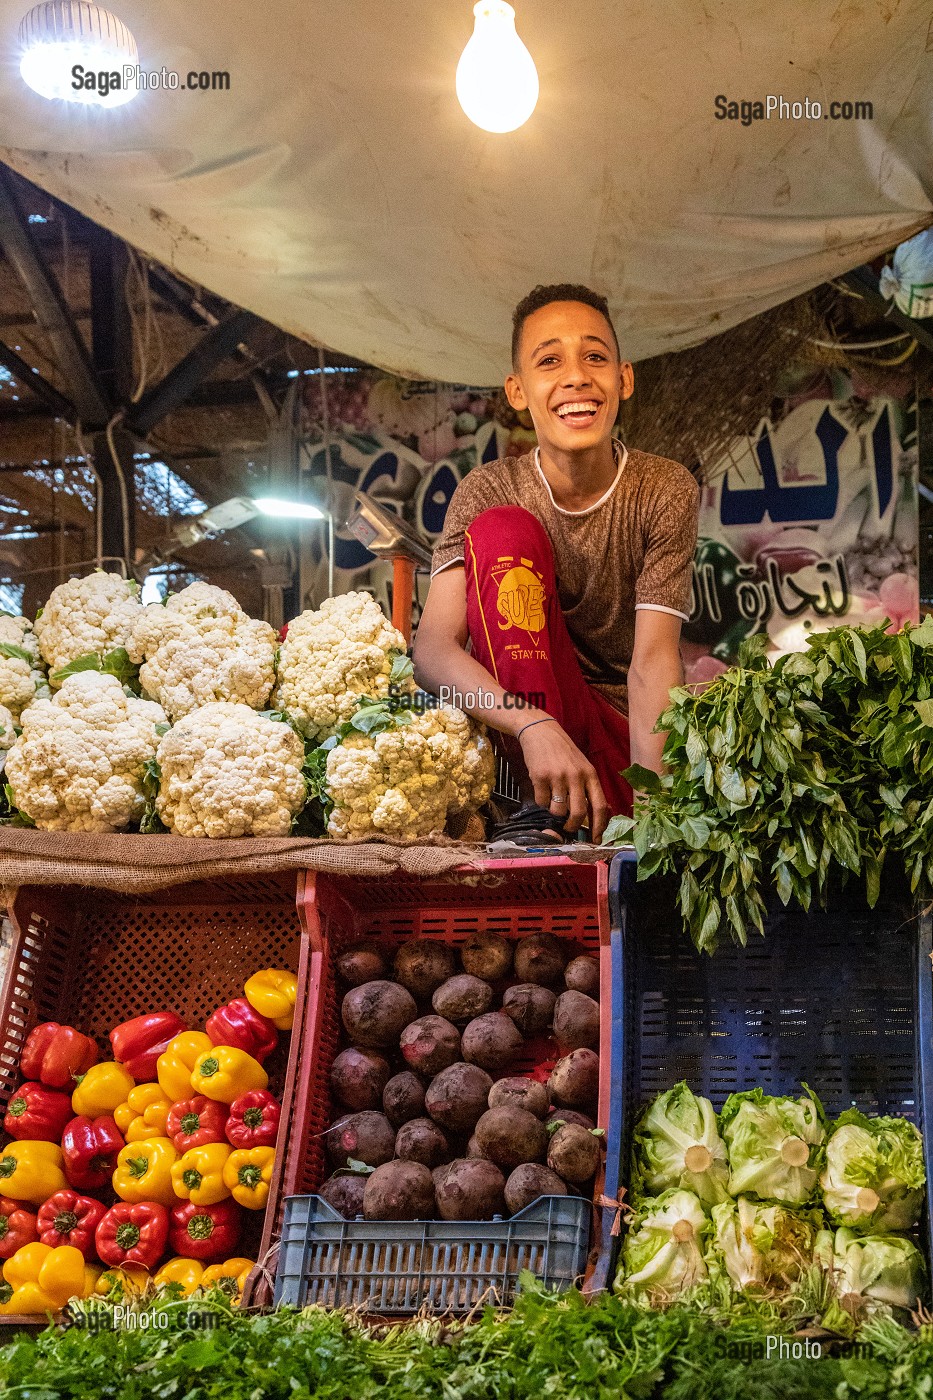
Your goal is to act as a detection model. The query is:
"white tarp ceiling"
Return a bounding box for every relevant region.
[0,0,930,384]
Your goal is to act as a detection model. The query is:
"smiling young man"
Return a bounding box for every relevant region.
[413,283,699,842]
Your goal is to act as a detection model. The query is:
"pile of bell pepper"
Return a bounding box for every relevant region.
[0,966,297,1314]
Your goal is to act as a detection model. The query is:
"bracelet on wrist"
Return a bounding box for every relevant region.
[517,716,556,741]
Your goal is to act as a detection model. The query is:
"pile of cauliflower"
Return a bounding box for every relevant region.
[1,577,494,840]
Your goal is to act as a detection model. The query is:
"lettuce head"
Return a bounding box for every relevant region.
[632,1082,730,1207]
[721,1086,826,1204]
[820,1110,925,1233]
[616,1188,710,1301]
[829,1227,925,1311]
[709,1196,822,1291]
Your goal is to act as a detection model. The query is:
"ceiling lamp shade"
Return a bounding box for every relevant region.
[19,1,138,107]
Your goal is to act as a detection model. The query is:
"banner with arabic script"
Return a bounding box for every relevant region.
[679,393,919,687]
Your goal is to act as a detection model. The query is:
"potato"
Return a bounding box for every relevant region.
[435,1158,506,1220]
[325,1111,396,1169]
[474,1106,547,1171]
[341,980,417,1049]
[363,1160,435,1220]
[395,1116,450,1169]
[393,940,457,999]
[319,1173,367,1219]
[329,1047,391,1111]
[549,1049,600,1110]
[488,1076,550,1120]
[502,984,556,1036]
[425,1062,493,1133]
[513,932,567,987]
[337,940,388,987]
[432,974,494,1023]
[504,1164,568,1214]
[461,1013,523,1073]
[383,1071,427,1127]
[552,990,600,1052]
[460,932,513,982]
[564,955,600,998]
[546,1107,595,1131]
[399,1015,461,1076]
[547,1122,601,1184]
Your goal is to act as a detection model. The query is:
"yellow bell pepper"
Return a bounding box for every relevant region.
[83,1262,103,1296]
[244,968,297,1030]
[191,1046,268,1104]
[114,1083,172,1142]
[170,1143,232,1205]
[201,1256,254,1298]
[71,1061,135,1118]
[222,1146,274,1209]
[0,1141,68,1205]
[157,1032,213,1101]
[2,1242,86,1312]
[95,1265,149,1297]
[154,1256,205,1296]
[113,1137,179,1207]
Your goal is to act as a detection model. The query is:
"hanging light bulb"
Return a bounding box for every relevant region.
[456,1,539,134]
[19,1,138,107]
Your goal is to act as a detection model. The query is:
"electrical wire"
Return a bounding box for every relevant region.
[805,331,912,350]
[316,341,335,598]
[104,412,132,567]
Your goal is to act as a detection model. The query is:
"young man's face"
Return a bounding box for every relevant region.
[505,300,634,456]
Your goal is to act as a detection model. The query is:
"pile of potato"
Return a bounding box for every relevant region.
[318,931,603,1222]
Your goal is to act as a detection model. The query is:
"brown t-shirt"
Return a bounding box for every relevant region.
[431,445,699,713]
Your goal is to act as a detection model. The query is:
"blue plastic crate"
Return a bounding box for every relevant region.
[273,1193,591,1313]
[591,850,933,1290]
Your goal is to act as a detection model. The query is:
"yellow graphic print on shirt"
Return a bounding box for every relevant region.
[493,557,546,635]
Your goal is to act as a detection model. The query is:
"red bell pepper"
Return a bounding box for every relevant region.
[169,1198,242,1262]
[166,1095,228,1153]
[225,1089,281,1149]
[37,1189,106,1260]
[3,1082,74,1142]
[109,1012,187,1082]
[20,1022,98,1089]
[206,999,277,1064]
[61,1115,125,1192]
[96,1201,168,1270]
[0,1195,38,1258]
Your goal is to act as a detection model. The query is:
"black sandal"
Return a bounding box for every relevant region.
[489,802,568,847]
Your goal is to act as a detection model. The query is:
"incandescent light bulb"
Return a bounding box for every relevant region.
[456,1,539,134]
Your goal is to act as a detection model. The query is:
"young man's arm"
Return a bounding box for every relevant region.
[413,565,611,839]
[627,609,684,773]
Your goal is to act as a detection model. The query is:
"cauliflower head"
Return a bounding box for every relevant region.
[5,671,167,832]
[0,613,48,718]
[275,591,413,740]
[324,704,495,839]
[35,572,142,678]
[127,582,277,720]
[0,703,17,751]
[155,702,307,838]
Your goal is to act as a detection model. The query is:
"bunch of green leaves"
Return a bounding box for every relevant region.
[300,688,422,834]
[604,619,933,951]
[51,646,140,691]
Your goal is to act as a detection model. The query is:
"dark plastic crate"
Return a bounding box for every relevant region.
[594,850,933,1290]
[274,1193,590,1313]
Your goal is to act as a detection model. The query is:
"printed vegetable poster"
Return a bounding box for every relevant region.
[681,392,918,687]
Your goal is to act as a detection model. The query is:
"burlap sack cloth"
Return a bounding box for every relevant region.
[0,830,609,897]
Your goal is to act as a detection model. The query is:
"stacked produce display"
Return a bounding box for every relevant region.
[0,574,495,840]
[615,1082,927,1323]
[319,932,605,1222]
[0,966,298,1313]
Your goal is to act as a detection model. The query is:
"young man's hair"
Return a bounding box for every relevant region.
[511,283,620,367]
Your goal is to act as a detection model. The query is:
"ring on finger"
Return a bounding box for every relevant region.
[550,792,568,808]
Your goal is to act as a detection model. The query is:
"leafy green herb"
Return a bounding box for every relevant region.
[139,758,166,834]
[604,621,933,951]
[51,647,140,690]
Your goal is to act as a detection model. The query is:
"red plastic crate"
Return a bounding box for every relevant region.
[257,856,611,1309]
[0,875,310,1323]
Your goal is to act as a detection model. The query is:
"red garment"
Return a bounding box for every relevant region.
[463,505,633,817]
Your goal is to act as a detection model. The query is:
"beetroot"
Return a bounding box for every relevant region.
[547,1122,601,1184]
[329,1047,391,1111]
[363,1160,435,1220]
[393,940,457,999]
[383,1071,426,1127]
[460,1013,523,1073]
[552,990,600,1052]
[474,1106,547,1171]
[341,980,417,1049]
[337,941,388,986]
[502,984,556,1036]
[488,1077,550,1119]
[513,932,567,986]
[395,1116,450,1169]
[432,974,494,1023]
[435,1158,506,1221]
[399,1015,461,1076]
[319,1173,368,1219]
[549,1049,600,1110]
[325,1111,396,1169]
[564,955,600,998]
[424,1062,493,1133]
[460,932,513,981]
[504,1164,568,1213]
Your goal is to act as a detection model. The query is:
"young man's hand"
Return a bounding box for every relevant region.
[519,720,611,841]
